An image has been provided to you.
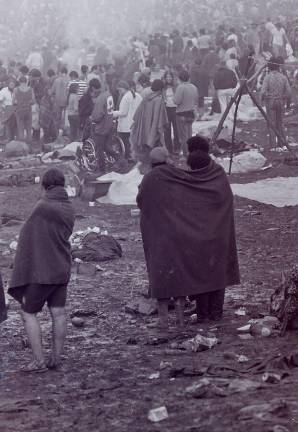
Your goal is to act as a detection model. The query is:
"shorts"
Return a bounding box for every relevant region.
[16,283,67,314]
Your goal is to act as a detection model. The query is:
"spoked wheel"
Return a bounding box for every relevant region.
[77,137,99,172]
[104,135,126,167]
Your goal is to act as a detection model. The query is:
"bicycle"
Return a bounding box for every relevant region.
[76,120,125,174]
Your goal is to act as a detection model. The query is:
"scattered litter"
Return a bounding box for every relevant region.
[262,372,282,384]
[235,307,246,316]
[131,209,140,217]
[70,309,97,318]
[125,297,157,316]
[185,378,227,399]
[250,323,272,337]
[9,241,18,251]
[238,355,249,363]
[71,229,122,263]
[180,334,219,352]
[238,399,289,421]
[237,324,251,333]
[71,317,85,328]
[149,372,160,380]
[159,361,173,370]
[148,406,168,423]
[228,378,262,393]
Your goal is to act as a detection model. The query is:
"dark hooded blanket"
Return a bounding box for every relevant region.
[137,162,240,299]
[8,186,75,299]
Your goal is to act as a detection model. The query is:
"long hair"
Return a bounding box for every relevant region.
[128,80,136,99]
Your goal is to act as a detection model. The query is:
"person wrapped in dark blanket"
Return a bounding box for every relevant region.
[8,168,75,373]
[137,135,240,329]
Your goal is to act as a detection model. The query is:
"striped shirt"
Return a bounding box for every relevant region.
[68,80,88,98]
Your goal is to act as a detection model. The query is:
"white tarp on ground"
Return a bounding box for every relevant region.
[96,151,266,206]
[215,149,266,174]
[231,177,298,207]
[97,165,143,206]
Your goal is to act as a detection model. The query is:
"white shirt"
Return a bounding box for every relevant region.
[114,91,142,133]
[26,52,44,71]
[0,87,13,107]
[272,28,286,46]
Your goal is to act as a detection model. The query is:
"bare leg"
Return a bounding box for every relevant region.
[21,310,45,365]
[48,307,67,368]
[157,300,169,329]
[175,297,186,327]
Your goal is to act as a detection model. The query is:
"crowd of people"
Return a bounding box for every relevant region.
[0,16,296,167]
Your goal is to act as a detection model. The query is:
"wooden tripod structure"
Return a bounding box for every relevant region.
[210,65,293,175]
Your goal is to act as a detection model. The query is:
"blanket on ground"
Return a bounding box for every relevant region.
[137,162,240,299]
[9,186,75,295]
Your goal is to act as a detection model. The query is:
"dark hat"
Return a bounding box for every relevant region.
[42,168,65,190]
[151,79,165,92]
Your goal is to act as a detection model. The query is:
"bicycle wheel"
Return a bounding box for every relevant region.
[104,134,125,166]
[80,137,99,172]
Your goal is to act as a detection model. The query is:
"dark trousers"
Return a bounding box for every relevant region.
[68,114,80,142]
[118,132,131,159]
[265,100,286,147]
[195,288,225,320]
[164,107,180,154]
[176,114,194,156]
[5,113,17,141]
[16,109,32,142]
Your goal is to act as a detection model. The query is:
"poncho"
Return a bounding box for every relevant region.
[137,162,240,299]
[9,186,75,295]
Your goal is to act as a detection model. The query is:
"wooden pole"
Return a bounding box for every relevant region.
[210,85,242,145]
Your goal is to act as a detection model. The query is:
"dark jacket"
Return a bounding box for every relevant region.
[190,64,210,97]
[79,91,94,129]
[213,67,238,90]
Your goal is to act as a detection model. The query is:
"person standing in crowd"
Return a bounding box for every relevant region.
[137,135,239,329]
[137,74,152,98]
[26,47,44,72]
[50,67,69,136]
[130,79,168,171]
[13,76,35,143]
[163,71,180,155]
[0,78,17,141]
[213,60,238,118]
[260,57,291,149]
[272,22,288,58]
[80,65,89,82]
[174,70,198,156]
[172,30,184,66]
[90,80,115,172]
[226,53,240,77]
[190,59,210,120]
[39,86,56,145]
[78,78,101,137]
[29,69,46,143]
[68,71,87,98]
[197,28,211,59]
[67,83,80,142]
[8,169,75,372]
[113,80,142,161]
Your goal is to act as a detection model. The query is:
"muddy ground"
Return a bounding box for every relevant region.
[1,119,298,432]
